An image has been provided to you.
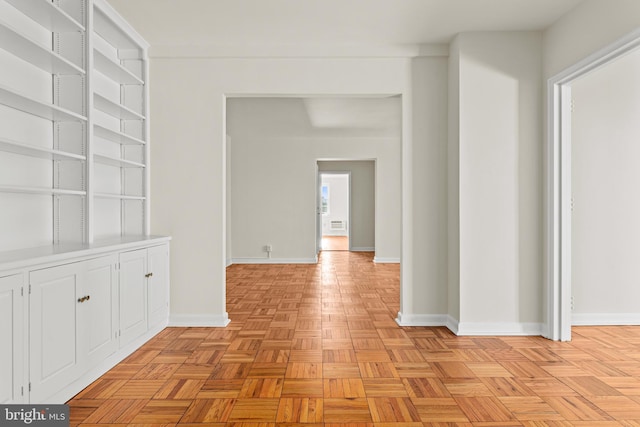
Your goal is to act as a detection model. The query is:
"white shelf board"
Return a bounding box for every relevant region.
[94,192,145,200]
[0,137,85,161]
[5,0,85,32]
[0,236,169,271]
[94,49,142,85]
[94,93,144,120]
[93,6,140,51]
[94,124,145,145]
[0,84,87,122]
[0,185,86,196]
[0,21,85,75]
[94,153,145,168]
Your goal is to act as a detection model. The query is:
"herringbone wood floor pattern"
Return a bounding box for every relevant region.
[69,251,640,426]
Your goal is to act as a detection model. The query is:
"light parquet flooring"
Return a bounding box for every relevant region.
[69,251,640,426]
[321,236,349,251]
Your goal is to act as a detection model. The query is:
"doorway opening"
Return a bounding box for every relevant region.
[319,172,350,251]
[547,29,640,341]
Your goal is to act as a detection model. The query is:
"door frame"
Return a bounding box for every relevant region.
[317,169,352,252]
[546,28,640,341]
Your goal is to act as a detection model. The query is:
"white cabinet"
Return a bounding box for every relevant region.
[84,255,119,367]
[0,273,25,404]
[29,255,119,402]
[29,262,84,403]
[148,244,170,329]
[119,248,148,346]
[119,244,170,346]
[0,237,170,404]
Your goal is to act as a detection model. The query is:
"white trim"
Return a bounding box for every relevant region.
[395,312,448,327]
[169,313,231,327]
[231,257,317,264]
[572,313,640,326]
[225,258,232,267]
[373,257,400,264]
[350,247,375,252]
[150,43,449,59]
[446,316,460,335]
[456,322,543,336]
[546,27,640,342]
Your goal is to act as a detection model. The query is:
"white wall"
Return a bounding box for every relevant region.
[543,0,640,79]
[408,56,449,321]
[321,174,349,237]
[148,57,419,325]
[318,161,376,250]
[571,50,640,323]
[450,32,543,333]
[226,131,399,262]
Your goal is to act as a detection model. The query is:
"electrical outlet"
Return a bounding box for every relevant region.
[265,244,272,252]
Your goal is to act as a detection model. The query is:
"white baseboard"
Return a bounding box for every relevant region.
[169,313,231,327]
[231,257,317,264]
[446,315,460,334]
[225,258,233,267]
[572,313,640,325]
[390,314,543,337]
[373,257,400,263]
[456,321,543,336]
[395,312,449,327]
[350,247,375,252]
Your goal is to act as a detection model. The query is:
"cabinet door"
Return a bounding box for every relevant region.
[30,262,82,403]
[147,244,169,328]
[83,255,118,367]
[0,274,24,404]
[119,249,147,346]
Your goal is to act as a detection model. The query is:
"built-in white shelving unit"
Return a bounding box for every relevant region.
[0,0,166,406]
[90,0,149,240]
[0,0,151,250]
[0,0,88,251]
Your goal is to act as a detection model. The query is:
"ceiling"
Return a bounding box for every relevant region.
[226,97,402,139]
[107,0,583,56]
[106,0,583,136]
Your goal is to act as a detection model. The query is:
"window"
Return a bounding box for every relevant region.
[321,185,329,214]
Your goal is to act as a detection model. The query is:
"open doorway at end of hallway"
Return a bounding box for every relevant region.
[319,172,350,251]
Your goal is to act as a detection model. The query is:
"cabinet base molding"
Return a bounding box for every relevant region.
[170,313,230,327]
[48,321,167,404]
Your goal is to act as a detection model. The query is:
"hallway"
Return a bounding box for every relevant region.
[68,252,640,424]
